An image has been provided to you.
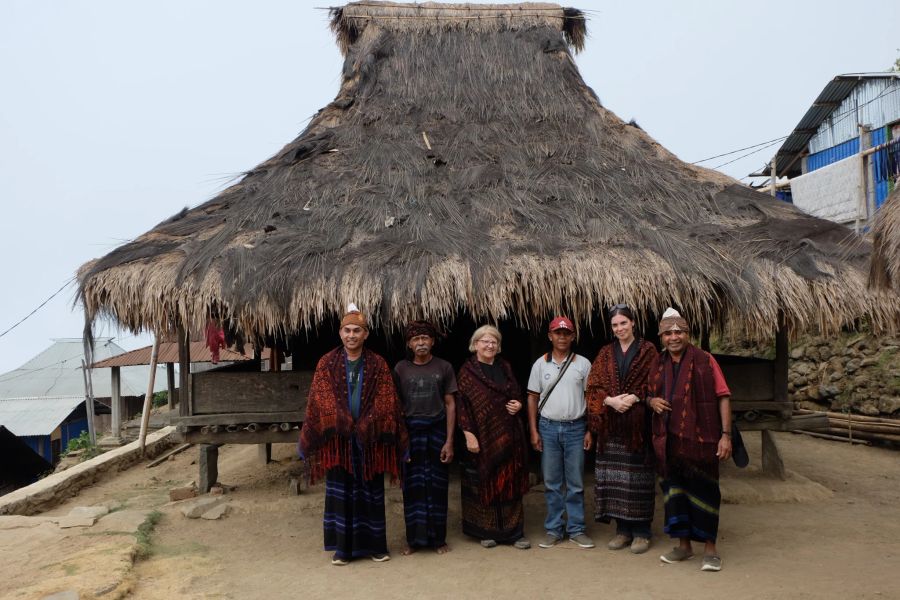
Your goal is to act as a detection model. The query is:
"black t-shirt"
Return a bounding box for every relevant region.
[394,357,458,418]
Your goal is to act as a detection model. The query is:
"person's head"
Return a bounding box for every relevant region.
[608,304,636,344]
[340,305,369,353]
[469,325,502,363]
[547,316,575,353]
[658,307,690,357]
[405,320,438,360]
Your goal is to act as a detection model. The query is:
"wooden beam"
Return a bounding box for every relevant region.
[183,429,298,445]
[169,412,303,426]
[146,443,192,468]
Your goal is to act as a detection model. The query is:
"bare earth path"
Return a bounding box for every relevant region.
[3,432,898,599]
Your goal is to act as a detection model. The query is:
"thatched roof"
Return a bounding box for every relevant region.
[78,1,900,340]
[871,188,900,293]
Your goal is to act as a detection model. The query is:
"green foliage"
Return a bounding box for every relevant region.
[134,510,163,559]
[62,430,103,461]
[151,391,168,408]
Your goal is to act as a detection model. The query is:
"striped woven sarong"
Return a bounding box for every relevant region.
[402,417,450,548]
[660,465,720,543]
[323,437,388,560]
[594,439,656,523]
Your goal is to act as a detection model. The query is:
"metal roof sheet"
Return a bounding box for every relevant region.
[0,338,166,400]
[0,396,84,436]
[755,73,900,177]
[91,342,251,368]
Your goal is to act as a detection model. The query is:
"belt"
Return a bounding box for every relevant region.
[539,415,585,424]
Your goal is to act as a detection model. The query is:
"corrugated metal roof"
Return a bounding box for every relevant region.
[92,342,251,367]
[755,73,900,177]
[0,396,84,436]
[0,338,166,400]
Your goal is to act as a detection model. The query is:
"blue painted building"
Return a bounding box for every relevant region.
[756,73,900,226]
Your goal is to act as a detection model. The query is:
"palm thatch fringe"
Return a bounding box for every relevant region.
[870,188,900,293]
[77,2,900,342]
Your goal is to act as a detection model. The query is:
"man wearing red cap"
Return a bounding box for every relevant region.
[526,317,595,549]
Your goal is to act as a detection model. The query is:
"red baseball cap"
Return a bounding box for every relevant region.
[549,316,574,333]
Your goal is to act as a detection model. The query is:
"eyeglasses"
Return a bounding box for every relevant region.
[477,339,498,346]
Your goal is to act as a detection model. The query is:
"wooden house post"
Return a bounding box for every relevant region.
[166,363,176,410]
[110,366,122,439]
[762,311,789,479]
[177,322,191,417]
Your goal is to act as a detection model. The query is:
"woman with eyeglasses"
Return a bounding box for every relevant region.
[455,325,532,550]
[586,305,659,555]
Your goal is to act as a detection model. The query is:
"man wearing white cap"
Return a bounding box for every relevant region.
[648,308,732,572]
[526,317,595,549]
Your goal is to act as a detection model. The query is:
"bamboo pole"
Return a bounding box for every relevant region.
[80,359,97,445]
[138,337,160,455]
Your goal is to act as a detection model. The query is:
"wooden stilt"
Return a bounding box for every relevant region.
[258,443,272,465]
[178,322,191,417]
[761,430,786,479]
[199,444,219,493]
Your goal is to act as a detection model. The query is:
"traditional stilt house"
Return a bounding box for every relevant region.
[78,2,899,485]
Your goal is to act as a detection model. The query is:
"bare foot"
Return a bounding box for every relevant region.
[436,544,451,555]
[401,546,417,556]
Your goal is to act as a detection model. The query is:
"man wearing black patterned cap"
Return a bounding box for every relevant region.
[394,320,458,555]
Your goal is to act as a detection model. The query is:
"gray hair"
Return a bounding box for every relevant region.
[468,325,502,353]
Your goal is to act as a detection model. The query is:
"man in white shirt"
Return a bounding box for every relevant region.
[526,316,595,549]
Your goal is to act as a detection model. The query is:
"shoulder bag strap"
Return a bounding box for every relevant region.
[537,352,574,415]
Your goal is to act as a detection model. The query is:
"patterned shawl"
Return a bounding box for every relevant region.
[586,339,658,452]
[456,356,531,505]
[299,347,407,484]
[648,344,721,476]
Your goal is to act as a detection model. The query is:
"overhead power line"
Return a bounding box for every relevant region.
[0,280,73,339]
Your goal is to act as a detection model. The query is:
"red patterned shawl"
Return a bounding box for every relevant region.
[648,344,721,476]
[456,356,531,505]
[586,340,657,452]
[299,347,407,484]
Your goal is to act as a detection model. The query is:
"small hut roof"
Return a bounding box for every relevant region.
[871,189,900,293]
[78,1,900,339]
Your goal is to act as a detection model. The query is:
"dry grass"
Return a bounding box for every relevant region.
[871,188,900,293]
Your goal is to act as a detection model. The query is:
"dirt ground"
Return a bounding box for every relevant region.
[2,431,898,600]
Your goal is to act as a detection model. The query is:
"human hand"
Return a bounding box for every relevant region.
[583,430,593,451]
[506,399,522,415]
[648,397,671,415]
[531,429,543,452]
[717,434,733,461]
[440,440,454,463]
[606,395,633,413]
[463,431,480,454]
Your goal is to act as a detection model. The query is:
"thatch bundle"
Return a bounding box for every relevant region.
[78,1,900,341]
[870,189,900,293]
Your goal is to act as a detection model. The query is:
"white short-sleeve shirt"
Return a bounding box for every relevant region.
[527,353,591,421]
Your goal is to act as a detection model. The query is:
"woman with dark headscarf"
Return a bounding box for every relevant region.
[456,325,532,550]
[587,305,658,554]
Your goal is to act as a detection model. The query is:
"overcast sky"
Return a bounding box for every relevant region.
[1,0,898,375]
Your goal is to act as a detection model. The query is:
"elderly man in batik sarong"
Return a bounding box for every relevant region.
[394,320,457,555]
[648,308,733,572]
[299,305,407,566]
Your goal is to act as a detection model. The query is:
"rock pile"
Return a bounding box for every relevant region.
[788,334,900,417]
